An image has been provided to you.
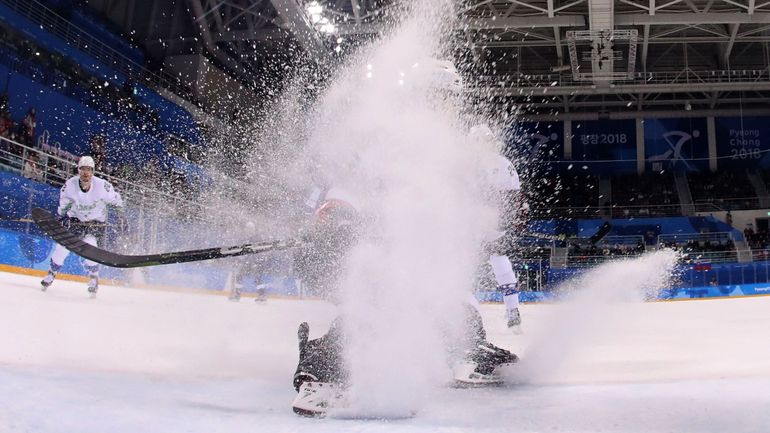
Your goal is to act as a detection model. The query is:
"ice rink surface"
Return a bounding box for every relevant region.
[1,270,770,433]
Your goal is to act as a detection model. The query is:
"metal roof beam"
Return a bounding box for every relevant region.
[474,81,770,96]
[616,12,770,25]
[721,23,740,67]
[479,36,770,47]
[334,15,587,35]
[268,0,328,60]
[461,14,588,30]
[213,27,288,41]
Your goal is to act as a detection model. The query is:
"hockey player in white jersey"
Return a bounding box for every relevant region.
[468,123,526,332]
[40,156,125,297]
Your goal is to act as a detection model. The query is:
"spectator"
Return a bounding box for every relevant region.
[0,92,8,114]
[90,134,107,172]
[22,152,44,182]
[21,107,36,146]
[0,110,13,139]
[726,211,733,226]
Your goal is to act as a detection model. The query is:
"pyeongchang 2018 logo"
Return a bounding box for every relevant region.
[521,131,559,161]
[647,129,701,170]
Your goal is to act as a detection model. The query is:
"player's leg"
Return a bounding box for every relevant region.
[489,254,521,329]
[453,304,518,385]
[41,243,69,290]
[81,234,100,296]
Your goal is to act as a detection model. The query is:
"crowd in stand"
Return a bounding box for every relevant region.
[659,236,737,263]
[0,23,161,131]
[568,239,646,264]
[688,171,759,210]
[745,226,770,261]
[0,19,203,203]
[524,174,601,218]
[609,172,679,217]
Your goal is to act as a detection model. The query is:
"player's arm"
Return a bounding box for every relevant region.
[104,181,128,232]
[104,181,125,210]
[57,183,74,217]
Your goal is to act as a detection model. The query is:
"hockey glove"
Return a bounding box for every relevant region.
[58,215,72,229]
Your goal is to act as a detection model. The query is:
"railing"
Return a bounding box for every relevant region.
[475,67,770,89]
[0,136,205,219]
[693,197,763,211]
[658,232,734,245]
[530,203,684,219]
[565,253,646,267]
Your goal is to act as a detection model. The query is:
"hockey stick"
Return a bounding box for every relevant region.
[31,207,304,268]
[521,221,612,244]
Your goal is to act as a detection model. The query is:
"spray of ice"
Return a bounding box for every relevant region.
[287,1,501,416]
[190,0,502,415]
[509,249,681,385]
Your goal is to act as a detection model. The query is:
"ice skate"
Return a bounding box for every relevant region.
[40,271,55,292]
[507,307,523,334]
[254,285,267,303]
[292,319,350,416]
[292,322,346,417]
[454,341,518,387]
[87,276,99,299]
[292,381,348,417]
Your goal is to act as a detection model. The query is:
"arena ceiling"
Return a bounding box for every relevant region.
[87,0,770,118]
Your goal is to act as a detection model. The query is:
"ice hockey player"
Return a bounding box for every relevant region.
[468,123,527,333]
[40,155,125,297]
[227,248,271,303]
[292,182,516,415]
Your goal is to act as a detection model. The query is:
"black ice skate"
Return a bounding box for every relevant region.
[453,341,519,387]
[292,319,349,416]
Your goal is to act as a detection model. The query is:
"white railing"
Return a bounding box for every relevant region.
[0,136,205,218]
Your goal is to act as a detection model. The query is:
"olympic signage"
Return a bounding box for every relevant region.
[644,117,710,172]
[572,119,636,174]
[715,116,770,169]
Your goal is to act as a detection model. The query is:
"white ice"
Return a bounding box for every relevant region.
[1,270,770,433]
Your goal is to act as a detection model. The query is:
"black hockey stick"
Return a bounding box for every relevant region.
[31,207,304,268]
[588,221,613,244]
[522,221,612,244]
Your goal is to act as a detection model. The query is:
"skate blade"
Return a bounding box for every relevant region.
[292,382,345,418]
[452,378,504,388]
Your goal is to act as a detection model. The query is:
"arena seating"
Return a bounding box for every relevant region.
[688,170,760,210]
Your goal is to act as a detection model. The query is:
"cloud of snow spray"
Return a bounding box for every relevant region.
[508,249,681,385]
[292,1,499,416]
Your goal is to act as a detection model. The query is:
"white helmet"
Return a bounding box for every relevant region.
[412,58,462,93]
[468,124,496,143]
[77,156,95,169]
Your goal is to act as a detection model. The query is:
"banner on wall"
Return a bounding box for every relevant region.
[508,121,564,178]
[644,117,709,172]
[572,119,636,174]
[715,116,770,169]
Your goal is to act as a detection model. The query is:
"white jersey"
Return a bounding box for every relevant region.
[58,175,124,222]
